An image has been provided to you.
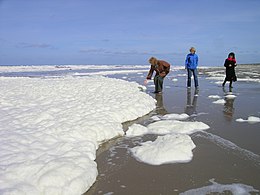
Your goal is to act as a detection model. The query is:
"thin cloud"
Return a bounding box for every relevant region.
[79,48,179,56]
[17,42,54,49]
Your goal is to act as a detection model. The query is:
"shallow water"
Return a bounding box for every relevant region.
[85,66,260,195]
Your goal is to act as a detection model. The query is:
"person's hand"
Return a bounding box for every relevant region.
[144,79,148,85]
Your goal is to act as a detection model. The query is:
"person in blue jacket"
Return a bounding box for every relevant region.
[185,47,199,88]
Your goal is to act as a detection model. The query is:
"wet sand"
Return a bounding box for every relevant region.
[85,66,260,195]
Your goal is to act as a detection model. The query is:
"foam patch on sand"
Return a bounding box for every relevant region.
[147,120,210,135]
[160,113,189,120]
[213,99,226,104]
[127,120,209,165]
[236,116,260,124]
[130,134,196,165]
[125,124,149,137]
[208,95,221,99]
[126,120,210,137]
[225,94,237,99]
[0,76,156,194]
[180,178,259,195]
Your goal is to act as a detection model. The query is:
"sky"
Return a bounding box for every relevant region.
[0,0,260,66]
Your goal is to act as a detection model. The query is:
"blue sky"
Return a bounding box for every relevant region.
[0,0,260,66]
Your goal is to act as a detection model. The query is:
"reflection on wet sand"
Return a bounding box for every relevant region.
[154,93,168,115]
[185,88,199,117]
[223,87,235,121]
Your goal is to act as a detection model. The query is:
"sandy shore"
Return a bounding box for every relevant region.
[85,66,260,194]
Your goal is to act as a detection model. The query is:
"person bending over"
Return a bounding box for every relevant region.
[145,57,170,94]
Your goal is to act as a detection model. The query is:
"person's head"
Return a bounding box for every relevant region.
[228,52,235,59]
[190,47,196,54]
[149,57,158,65]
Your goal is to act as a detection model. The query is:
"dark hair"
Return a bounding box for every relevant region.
[228,52,235,59]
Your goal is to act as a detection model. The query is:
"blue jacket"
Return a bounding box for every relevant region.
[185,53,198,69]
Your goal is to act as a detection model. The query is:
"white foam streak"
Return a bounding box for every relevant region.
[180,178,259,195]
[0,65,150,73]
[196,132,260,166]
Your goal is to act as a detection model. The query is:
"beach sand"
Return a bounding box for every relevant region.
[85,66,260,194]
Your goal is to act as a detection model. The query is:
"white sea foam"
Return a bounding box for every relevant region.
[73,69,148,76]
[150,115,161,121]
[206,76,225,81]
[238,78,260,83]
[180,178,259,195]
[213,99,226,104]
[236,116,260,124]
[160,113,189,120]
[0,76,156,194]
[147,120,210,135]
[125,124,149,137]
[225,94,237,99]
[130,134,196,165]
[208,95,221,99]
[127,119,209,165]
[126,120,209,137]
[0,65,150,73]
[205,70,260,83]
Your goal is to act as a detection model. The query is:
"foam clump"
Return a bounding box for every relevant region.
[0,76,156,194]
[130,134,196,165]
[213,99,226,104]
[125,124,149,137]
[161,113,189,120]
[236,116,260,124]
[225,94,237,99]
[147,120,210,135]
[127,120,210,165]
[208,95,221,99]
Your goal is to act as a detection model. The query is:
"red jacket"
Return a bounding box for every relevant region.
[146,60,170,79]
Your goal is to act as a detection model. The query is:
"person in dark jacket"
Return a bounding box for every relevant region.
[222,52,237,88]
[185,47,199,88]
[145,57,170,93]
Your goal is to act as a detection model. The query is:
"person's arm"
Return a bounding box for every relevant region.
[196,55,198,67]
[163,62,170,75]
[233,60,237,67]
[185,55,189,69]
[146,65,154,79]
[224,59,228,67]
[158,61,170,77]
[164,65,170,75]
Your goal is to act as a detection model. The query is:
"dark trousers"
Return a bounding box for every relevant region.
[222,78,233,87]
[154,75,164,92]
[187,68,199,87]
